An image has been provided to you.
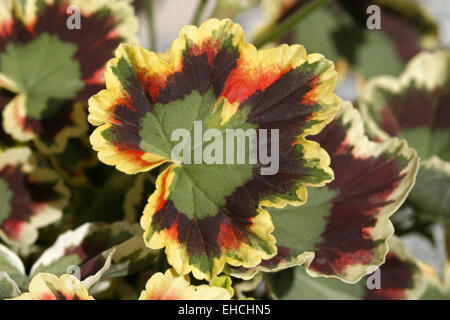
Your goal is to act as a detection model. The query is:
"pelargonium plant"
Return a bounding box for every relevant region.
[0,0,448,302]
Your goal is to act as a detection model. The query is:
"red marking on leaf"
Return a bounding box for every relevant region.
[190,39,220,65]
[334,139,351,155]
[309,119,405,276]
[39,292,56,300]
[116,95,135,111]
[364,252,413,300]
[147,291,178,300]
[0,220,23,240]
[221,61,291,104]
[138,69,167,101]
[367,288,405,300]
[12,104,27,131]
[217,221,247,251]
[0,19,13,38]
[29,202,47,215]
[84,67,105,85]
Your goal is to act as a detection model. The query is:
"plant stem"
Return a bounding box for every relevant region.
[192,0,208,25]
[253,0,331,49]
[262,273,277,300]
[145,0,157,51]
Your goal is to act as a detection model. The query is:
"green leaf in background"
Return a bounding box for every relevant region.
[228,102,418,283]
[0,178,13,223]
[0,147,69,247]
[420,261,450,300]
[256,0,438,78]
[0,34,83,119]
[267,237,425,300]
[361,50,450,225]
[212,0,261,19]
[0,272,21,299]
[124,173,156,223]
[408,158,450,224]
[0,244,28,293]
[30,222,159,287]
[391,205,435,243]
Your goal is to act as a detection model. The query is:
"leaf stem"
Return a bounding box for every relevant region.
[192,0,208,26]
[262,273,277,300]
[253,0,331,49]
[145,0,157,51]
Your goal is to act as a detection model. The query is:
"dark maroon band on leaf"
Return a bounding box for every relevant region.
[0,164,59,236]
[434,91,450,130]
[243,68,318,153]
[260,246,291,268]
[23,99,80,144]
[309,119,404,275]
[157,41,240,104]
[380,87,450,136]
[0,18,32,53]
[364,252,413,300]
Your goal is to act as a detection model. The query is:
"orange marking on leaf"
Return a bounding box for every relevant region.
[167,220,179,241]
[154,167,172,212]
[115,148,152,168]
[62,293,75,300]
[301,76,320,106]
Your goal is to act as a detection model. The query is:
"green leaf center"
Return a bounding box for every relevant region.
[138,89,258,219]
[0,33,84,119]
